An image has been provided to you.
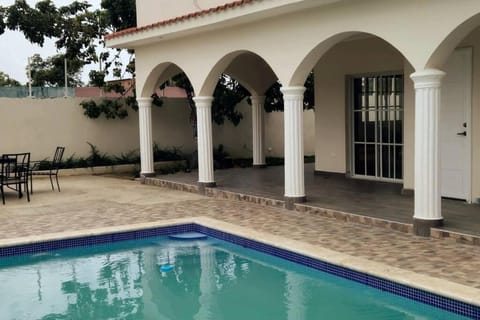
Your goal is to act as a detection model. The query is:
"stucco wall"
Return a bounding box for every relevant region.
[313,28,480,200]
[126,0,480,100]
[137,0,229,26]
[213,99,315,158]
[0,97,314,163]
[0,98,196,160]
[313,37,406,174]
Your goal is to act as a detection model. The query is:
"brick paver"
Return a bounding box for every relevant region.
[1,175,479,291]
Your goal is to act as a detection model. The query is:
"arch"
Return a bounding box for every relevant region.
[139,62,195,98]
[198,50,278,97]
[426,12,480,69]
[288,31,415,87]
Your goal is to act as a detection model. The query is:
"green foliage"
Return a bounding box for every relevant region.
[151,93,164,107]
[153,144,185,162]
[266,157,284,166]
[57,143,186,170]
[5,0,58,46]
[29,53,83,87]
[213,144,233,169]
[5,0,99,63]
[167,73,250,133]
[265,72,315,112]
[0,7,6,35]
[156,162,187,175]
[114,150,140,165]
[60,154,87,169]
[86,142,115,166]
[0,71,21,86]
[80,99,128,119]
[212,75,249,126]
[100,0,136,32]
[2,0,317,128]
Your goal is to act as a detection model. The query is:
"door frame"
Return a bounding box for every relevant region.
[445,47,473,203]
[346,71,404,184]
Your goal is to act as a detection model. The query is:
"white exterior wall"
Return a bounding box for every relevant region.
[314,37,406,173]
[110,0,480,210]
[0,97,313,162]
[136,0,229,26]
[116,0,480,99]
[0,98,196,160]
[313,27,480,200]
[213,99,315,158]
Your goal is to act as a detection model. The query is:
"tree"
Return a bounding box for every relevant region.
[0,0,314,124]
[101,0,136,31]
[0,71,21,86]
[264,72,315,112]
[29,53,83,87]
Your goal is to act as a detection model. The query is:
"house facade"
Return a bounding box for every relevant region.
[106,0,480,236]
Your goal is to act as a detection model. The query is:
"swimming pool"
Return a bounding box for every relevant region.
[0,223,478,319]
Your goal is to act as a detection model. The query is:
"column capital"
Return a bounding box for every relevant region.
[410,69,446,89]
[137,97,153,109]
[280,86,306,97]
[193,96,214,108]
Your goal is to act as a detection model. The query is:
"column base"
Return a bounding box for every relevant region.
[253,164,267,169]
[198,181,216,195]
[284,196,307,210]
[413,218,443,237]
[140,172,156,184]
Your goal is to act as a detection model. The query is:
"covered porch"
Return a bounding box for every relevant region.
[105,0,480,238]
[150,163,480,243]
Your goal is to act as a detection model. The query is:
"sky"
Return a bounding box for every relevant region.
[0,0,102,85]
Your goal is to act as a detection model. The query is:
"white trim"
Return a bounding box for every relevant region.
[459,47,473,203]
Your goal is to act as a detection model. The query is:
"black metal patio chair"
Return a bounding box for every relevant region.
[1,153,31,205]
[30,146,65,193]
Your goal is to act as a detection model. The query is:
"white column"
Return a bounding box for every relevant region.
[193,96,216,187]
[281,86,306,208]
[137,97,155,177]
[410,69,445,235]
[251,95,266,167]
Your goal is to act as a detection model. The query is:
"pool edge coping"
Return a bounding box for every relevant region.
[0,216,479,309]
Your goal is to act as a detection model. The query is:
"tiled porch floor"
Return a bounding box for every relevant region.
[1,175,479,292]
[159,163,480,237]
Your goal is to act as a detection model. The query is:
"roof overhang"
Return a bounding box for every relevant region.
[105,0,344,49]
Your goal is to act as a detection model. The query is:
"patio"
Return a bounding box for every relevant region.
[154,163,480,239]
[1,174,479,294]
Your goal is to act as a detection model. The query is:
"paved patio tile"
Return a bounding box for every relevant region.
[159,163,480,236]
[1,175,479,292]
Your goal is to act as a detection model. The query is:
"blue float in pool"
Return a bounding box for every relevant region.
[168,232,208,240]
[160,264,173,272]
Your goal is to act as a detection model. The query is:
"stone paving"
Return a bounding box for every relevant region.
[1,175,480,292]
[158,163,480,237]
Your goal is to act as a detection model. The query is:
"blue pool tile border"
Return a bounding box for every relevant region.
[0,224,196,257]
[197,225,480,320]
[0,223,478,319]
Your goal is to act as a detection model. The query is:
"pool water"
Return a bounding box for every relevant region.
[0,235,470,320]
